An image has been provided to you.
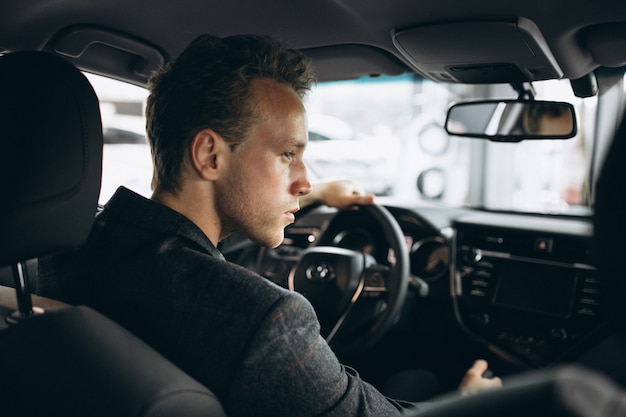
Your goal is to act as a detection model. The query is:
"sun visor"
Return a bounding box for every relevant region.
[302,44,410,82]
[392,18,563,84]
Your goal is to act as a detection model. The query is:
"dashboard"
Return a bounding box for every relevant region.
[249,202,610,375]
[451,212,604,369]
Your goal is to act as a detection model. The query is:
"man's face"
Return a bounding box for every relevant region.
[215,78,312,248]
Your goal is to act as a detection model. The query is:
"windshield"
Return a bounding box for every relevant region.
[305,75,595,215]
[90,73,596,215]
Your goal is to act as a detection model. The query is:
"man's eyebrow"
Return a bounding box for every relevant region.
[284,138,307,149]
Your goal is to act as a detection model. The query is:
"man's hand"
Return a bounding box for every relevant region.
[458,359,503,395]
[302,179,375,210]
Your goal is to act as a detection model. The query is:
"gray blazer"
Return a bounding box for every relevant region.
[38,186,413,417]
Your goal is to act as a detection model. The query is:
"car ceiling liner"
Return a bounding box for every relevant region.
[583,22,626,68]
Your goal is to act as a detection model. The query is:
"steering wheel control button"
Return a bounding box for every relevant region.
[362,267,390,298]
[306,263,336,282]
[366,271,385,288]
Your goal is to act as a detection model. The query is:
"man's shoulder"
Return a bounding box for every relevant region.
[97,187,221,257]
[180,250,294,306]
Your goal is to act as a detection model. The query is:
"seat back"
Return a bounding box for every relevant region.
[0,51,226,417]
[0,306,227,417]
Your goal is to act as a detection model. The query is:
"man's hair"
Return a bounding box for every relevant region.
[145,34,316,193]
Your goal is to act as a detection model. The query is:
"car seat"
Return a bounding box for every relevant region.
[0,50,227,417]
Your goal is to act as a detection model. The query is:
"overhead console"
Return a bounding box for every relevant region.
[392,18,563,84]
[452,213,606,369]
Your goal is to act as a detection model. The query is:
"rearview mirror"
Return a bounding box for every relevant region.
[445,100,577,142]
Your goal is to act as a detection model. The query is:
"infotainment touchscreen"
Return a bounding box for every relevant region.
[491,259,577,318]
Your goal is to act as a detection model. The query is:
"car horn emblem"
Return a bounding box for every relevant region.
[306,263,336,282]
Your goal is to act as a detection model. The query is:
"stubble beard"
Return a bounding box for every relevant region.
[215,177,285,249]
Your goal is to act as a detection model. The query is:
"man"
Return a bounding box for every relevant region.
[39,34,500,416]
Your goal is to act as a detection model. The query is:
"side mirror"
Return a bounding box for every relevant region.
[445,100,577,142]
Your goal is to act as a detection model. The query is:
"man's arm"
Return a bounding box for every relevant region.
[226,291,411,417]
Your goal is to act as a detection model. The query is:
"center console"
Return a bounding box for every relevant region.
[452,213,606,368]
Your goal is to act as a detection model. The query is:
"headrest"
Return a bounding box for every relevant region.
[0,51,103,267]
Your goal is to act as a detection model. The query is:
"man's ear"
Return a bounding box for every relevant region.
[189,128,224,181]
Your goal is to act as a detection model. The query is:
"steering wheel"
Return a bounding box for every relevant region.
[287,204,409,357]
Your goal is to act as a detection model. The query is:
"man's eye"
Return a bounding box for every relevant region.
[283,151,295,160]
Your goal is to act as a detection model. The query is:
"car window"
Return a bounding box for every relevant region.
[89,72,596,215]
[85,74,152,203]
[304,75,595,214]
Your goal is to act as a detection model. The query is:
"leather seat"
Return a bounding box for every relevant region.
[0,50,227,416]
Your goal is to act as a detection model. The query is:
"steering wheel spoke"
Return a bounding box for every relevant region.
[257,246,302,288]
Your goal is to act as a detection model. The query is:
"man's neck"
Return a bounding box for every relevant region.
[152,188,221,247]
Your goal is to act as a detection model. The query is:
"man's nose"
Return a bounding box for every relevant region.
[293,163,312,196]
